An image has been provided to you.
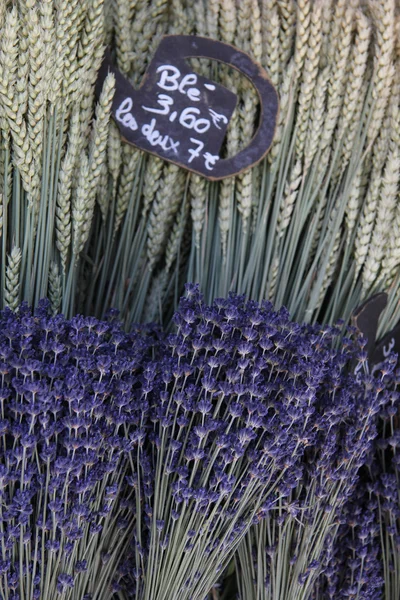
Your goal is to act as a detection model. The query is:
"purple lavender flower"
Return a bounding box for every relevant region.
[0,301,156,599]
[311,485,383,600]
[370,363,400,600]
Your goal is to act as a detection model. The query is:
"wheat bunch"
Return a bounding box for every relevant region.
[4,0,395,338]
[0,0,117,315]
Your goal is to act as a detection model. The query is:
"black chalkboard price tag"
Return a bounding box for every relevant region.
[96,35,279,180]
[352,292,400,370]
[372,321,400,366]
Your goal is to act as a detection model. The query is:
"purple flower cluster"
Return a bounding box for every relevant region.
[117,284,389,600]
[231,304,394,600]
[312,485,383,600]
[370,364,400,599]
[0,301,156,599]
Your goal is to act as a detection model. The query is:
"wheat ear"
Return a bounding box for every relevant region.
[4,246,21,310]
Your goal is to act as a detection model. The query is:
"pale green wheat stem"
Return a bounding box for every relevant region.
[40,0,56,95]
[320,2,355,153]
[267,160,302,299]
[268,60,295,167]
[304,67,329,172]
[56,109,81,272]
[261,0,280,88]
[170,0,190,35]
[207,0,220,39]
[294,0,311,74]
[87,73,115,200]
[237,80,258,229]
[131,1,168,81]
[4,246,21,310]
[267,253,280,301]
[307,198,343,314]
[27,6,47,162]
[237,170,253,233]
[220,0,236,45]
[96,161,109,224]
[363,147,400,293]
[309,189,328,259]
[141,155,164,219]
[165,193,189,273]
[190,174,207,248]
[320,0,334,69]
[278,0,296,73]
[0,6,19,121]
[0,0,5,30]
[78,0,106,144]
[326,0,347,56]
[72,152,90,258]
[250,0,262,64]
[251,164,262,232]
[73,72,115,253]
[193,1,207,37]
[114,146,141,234]
[219,178,234,260]
[225,73,240,156]
[367,0,396,145]
[15,34,29,117]
[142,192,190,321]
[114,0,133,75]
[336,10,371,176]
[344,164,363,243]
[354,121,390,277]
[277,160,302,240]
[48,260,62,315]
[143,270,168,323]
[236,0,251,53]
[107,121,122,200]
[382,199,400,286]
[57,0,81,107]
[316,229,341,308]
[0,7,40,208]
[0,131,12,205]
[0,193,3,238]
[147,164,184,268]
[295,0,322,160]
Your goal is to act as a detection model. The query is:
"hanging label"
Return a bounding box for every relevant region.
[371,321,400,365]
[96,36,279,180]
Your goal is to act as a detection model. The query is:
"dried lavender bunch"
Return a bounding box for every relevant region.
[235,332,393,600]
[372,365,400,600]
[312,485,383,600]
[0,301,156,599]
[114,284,372,600]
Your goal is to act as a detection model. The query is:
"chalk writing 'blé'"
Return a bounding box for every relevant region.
[156,65,201,102]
